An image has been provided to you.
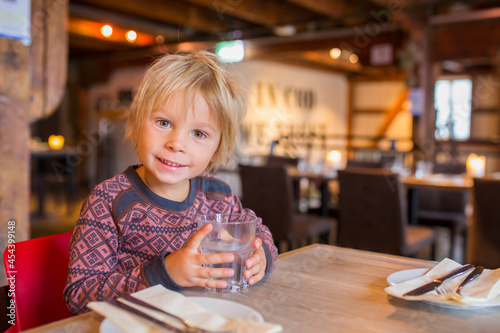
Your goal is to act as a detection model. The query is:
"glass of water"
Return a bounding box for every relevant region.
[197,213,258,292]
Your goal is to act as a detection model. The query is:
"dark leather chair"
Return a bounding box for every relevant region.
[345,159,384,169]
[267,155,302,212]
[267,155,299,168]
[338,168,435,257]
[416,162,468,260]
[239,165,334,252]
[468,177,500,268]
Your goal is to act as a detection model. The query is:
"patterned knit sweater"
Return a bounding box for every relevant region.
[63,165,278,314]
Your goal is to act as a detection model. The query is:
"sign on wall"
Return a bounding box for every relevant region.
[0,0,31,45]
[231,60,348,160]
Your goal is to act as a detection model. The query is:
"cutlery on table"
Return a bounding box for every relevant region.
[456,266,484,294]
[403,264,474,297]
[119,293,199,331]
[436,266,485,296]
[105,296,228,333]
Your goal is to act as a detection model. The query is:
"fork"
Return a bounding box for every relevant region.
[435,282,456,295]
[435,265,485,297]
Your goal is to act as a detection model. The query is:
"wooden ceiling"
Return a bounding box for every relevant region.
[68,0,500,78]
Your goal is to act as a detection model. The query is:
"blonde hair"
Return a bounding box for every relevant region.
[125,50,247,171]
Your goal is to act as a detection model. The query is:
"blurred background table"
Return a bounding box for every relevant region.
[31,148,79,216]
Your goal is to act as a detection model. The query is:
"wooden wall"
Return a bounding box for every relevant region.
[0,0,67,285]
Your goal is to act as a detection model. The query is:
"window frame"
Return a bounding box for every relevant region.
[434,75,473,141]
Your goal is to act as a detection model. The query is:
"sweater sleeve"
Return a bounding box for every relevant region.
[63,186,181,314]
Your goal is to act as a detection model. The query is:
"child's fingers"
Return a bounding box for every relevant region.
[245,244,265,269]
[192,277,228,289]
[191,267,234,289]
[248,270,265,285]
[244,256,264,277]
[198,266,234,279]
[244,254,265,285]
[198,252,234,265]
[253,238,262,249]
[185,223,212,250]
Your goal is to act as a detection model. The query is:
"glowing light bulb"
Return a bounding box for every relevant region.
[100,25,113,38]
[327,150,342,164]
[48,135,65,150]
[466,153,486,177]
[325,149,342,175]
[349,53,359,64]
[126,30,137,42]
[329,48,341,59]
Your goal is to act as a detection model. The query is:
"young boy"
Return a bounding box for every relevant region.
[64,50,278,314]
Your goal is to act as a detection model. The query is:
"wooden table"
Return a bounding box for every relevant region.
[31,148,79,215]
[401,174,472,226]
[401,174,473,192]
[23,244,500,333]
[287,167,336,216]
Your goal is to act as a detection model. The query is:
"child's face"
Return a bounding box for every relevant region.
[136,92,221,199]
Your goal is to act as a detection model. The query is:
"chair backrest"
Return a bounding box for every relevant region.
[345,159,384,169]
[419,162,468,212]
[468,177,500,268]
[338,168,406,255]
[432,162,466,175]
[266,155,299,168]
[3,232,73,331]
[239,165,294,244]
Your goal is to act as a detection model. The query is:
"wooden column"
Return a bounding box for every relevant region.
[346,79,354,159]
[0,0,67,285]
[0,39,30,283]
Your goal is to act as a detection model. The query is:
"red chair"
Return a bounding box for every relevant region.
[2,232,73,332]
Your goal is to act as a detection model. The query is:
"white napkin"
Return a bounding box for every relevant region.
[88,285,282,332]
[385,258,500,307]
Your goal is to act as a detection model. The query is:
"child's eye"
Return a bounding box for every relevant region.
[192,130,207,139]
[157,120,171,128]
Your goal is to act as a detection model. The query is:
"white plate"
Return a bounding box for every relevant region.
[100,296,263,333]
[387,268,500,309]
[386,268,429,285]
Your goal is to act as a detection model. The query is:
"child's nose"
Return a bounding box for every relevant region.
[164,131,185,152]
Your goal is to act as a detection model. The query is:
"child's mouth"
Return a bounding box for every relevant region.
[158,158,184,167]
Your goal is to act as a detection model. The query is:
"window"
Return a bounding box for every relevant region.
[434,77,472,140]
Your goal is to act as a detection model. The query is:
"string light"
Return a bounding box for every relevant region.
[100,25,113,38]
[125,30,137,42]
[329,48,341,59]
[349,53,359,64]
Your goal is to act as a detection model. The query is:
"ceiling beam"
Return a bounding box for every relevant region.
[73,0,232,34]
[69,3,183,41]
[430,7,500,25]
[183,0,320,26]
[286,0,364,18]
[431,19,500,62]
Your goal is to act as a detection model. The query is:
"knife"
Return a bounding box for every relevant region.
[105,297,197,333]
[456,266,484,295]
[403,264,474,296]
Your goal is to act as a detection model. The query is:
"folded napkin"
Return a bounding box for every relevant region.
[88,285,282,332]
[385,258,500,307]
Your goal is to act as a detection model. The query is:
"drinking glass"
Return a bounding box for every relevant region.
[197,213,258,292]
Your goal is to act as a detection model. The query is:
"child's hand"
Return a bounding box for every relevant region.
[243,238,267,285]
[164,223,235,289]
